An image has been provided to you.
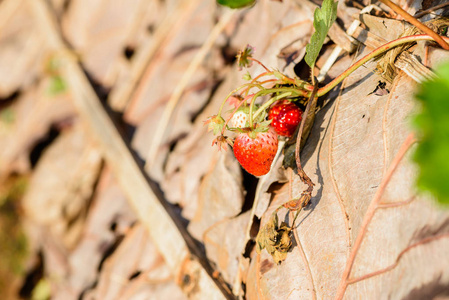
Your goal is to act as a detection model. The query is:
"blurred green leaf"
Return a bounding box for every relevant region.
[216,0,255,9]
[414,62,449,205]
[305,0,338,70]
[31,279,51,300]
[0,108,14,124]
[47,75,67,95]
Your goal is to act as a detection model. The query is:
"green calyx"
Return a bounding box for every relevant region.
[247,119,272,139]
[205,115,225,135]
[236,45,255,69]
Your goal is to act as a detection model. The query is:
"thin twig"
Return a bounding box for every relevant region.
[414,2,449,18]
[378,0,449,50]
[292,210,301,227]
[248,57,271,72]
[295,79,319,191]
[317,35,449,97]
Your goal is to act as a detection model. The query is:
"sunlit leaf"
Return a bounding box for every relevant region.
[216,0,255,9]
[304,0,338,70]
[47,75,67,95]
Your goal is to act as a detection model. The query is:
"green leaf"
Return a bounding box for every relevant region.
[0,108,15,124]
[304,0,338,70]
[31,278,51,300]
[413,62,449,205]
[47,75,67,95]
[242,71,252,81]
[205,115,225,135]
[216,0,255,9]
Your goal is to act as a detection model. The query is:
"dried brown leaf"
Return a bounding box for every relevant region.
[250,44,449,299]
[22,124,102,249]
[62,0,149,86]
[0,0,48,97]
[256,213,293,264]
[0,78,76,177]
[91,223,172,299]
[203,211,251,289]
[64,168,137,296]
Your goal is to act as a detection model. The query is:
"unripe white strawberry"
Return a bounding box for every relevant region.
[229,110,248,128]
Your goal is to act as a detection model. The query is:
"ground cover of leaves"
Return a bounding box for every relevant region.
[0,0,449,299]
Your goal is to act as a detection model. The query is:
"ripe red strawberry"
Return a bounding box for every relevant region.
[268,100,303,137]
[233,128,278,176]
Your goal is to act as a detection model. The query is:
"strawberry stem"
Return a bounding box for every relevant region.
[217,35,449,137]
[379,0,449,50]
[240,79,280,97]
[316,34,449,97]
[248,87,307,127]
[250,71,273,82]
[252,91,292,121]
[248,57,271,72]
[217,82,268,117]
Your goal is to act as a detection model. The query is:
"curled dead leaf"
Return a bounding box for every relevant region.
[256,213,293,264]
[282,192,311,211]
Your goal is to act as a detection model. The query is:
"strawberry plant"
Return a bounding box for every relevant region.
[210,0,449,265]
[209,2,449,179]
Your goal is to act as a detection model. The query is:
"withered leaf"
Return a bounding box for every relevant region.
[277,222,292,253]
[283,93,318,170]
[256,213,278,254]
[256,213,293,264]
[271,248,288,264]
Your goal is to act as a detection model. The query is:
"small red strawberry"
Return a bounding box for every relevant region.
[233,127,278,176]
[268,100,303,137]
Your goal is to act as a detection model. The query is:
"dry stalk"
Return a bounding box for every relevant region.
[379,0,449,50]
[376,17,449,82]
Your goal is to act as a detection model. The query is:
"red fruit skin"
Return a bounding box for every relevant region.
[233,128,279,176]
[268,101,303,137]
